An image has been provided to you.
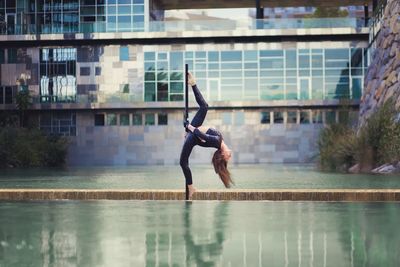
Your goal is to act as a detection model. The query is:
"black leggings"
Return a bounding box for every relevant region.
[180,85,208,185]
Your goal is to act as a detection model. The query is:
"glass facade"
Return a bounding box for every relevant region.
[144,47,367,102]
[0,0,145,34]
[0,86,13,104]
[40,48,77,103]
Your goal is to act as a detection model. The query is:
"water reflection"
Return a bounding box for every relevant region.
[183,202,227,266]
[0,201,400,267]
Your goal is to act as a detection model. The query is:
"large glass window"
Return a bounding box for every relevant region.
[40,47,77,103]
[144,47,365,102]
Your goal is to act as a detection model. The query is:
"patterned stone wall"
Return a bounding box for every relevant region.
[67,109,323,166]
[360,0,400,126]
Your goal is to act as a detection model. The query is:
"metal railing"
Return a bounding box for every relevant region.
[0,17,367,36]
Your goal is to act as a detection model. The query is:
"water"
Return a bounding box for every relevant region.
[0,201,399,267]
[0,164,399,189]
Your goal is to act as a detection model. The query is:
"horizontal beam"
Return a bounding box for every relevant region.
[0,189,399,201]
[155,0,371,9]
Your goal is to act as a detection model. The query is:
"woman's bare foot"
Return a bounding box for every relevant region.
[188,184,196,199]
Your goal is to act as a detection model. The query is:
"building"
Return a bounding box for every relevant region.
[0,0,374,165]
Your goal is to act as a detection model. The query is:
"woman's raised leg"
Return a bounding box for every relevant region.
[190,85,208,127]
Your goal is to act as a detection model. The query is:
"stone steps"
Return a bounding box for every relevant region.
[1,189,400,201]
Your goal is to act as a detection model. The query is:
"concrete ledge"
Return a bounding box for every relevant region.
[0,189,400,201]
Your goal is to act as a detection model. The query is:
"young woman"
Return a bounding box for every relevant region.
[180,73,233,199]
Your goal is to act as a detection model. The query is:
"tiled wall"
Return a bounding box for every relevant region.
[67,109,322,166]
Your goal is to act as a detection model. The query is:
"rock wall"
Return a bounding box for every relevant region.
[359,0,400,126]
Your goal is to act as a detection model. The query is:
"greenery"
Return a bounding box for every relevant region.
[15,88,32,127]
[318,98,400,172]
[0,127,69,168]
[306,7,349,18]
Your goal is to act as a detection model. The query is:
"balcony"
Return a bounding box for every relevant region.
[0,17,368,37]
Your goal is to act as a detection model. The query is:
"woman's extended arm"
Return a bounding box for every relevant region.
[187,124,221,147]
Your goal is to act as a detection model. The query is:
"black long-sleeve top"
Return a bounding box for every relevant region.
[193,128,223,149]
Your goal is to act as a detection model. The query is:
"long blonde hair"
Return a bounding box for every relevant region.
[212,149,234,188]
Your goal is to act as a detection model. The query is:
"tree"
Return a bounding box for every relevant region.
[15,89,31,128]
[306,7,349,18]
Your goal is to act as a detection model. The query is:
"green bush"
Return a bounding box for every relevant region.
[0,127,69,168]
[318,123,357,172]
[318,98,400,172]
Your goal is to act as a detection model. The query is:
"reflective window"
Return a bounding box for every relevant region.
[120,46,129,61]
[300,110,310,124]
[132,113,142,125]
[145,113,155,125]
[120,114,130,125]
[287,111,297,124]
[107,113,117,126]
[144,47,366,102]
[40,48,77,103]
[312,110,323,124]
[273,111,284,124]
[261,112,271,124]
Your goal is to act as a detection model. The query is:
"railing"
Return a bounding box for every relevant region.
[0,17,368,36]
[369,0,388,50]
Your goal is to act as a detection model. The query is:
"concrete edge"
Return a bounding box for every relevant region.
[1,189,400,201]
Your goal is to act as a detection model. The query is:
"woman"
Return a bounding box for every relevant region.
[180,73,233,199]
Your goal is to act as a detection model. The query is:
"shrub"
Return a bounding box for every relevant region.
[0,127,69,168]
[318,97,400,172]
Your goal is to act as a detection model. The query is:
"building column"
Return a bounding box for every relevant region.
[364,4,369,26]
[255,0,264,29]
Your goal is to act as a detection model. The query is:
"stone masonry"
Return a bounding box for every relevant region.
[359,0,400,126]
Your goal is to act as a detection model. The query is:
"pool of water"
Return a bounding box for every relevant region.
[0,201,399,267]
[0,164,399,189]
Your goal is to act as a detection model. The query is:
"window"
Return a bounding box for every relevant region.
[325,111,337,124]
[261,112,271,124]
[158,113,168,125]
[145,113,155,125]
[95,114,105,126]
[222,113,232,125]
[132,113,142,125]
[234,112,244,125]
[95,67,102,76]
[0,49,4,64]
[120,46,129,61]
[120,114,130,126]
[273,111,284,124]
[287,111,297,124]
[107,114,117,126]
[40,48,77,103]
[40,112,76,136]
[0,86,13,104]
[121,84,129,93]
[7,48,17,63]
[300,111,310,124]
[312,110,323,124]
[80,67,90,76]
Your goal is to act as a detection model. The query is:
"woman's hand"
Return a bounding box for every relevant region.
[187,72,196,86]
[187,124,196,132]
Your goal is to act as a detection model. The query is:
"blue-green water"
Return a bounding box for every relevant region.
[0,164,399,189]
[0,201,399,267]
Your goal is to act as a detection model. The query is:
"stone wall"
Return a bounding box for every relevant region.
[359,0,400,126]
[67,109,323,166]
